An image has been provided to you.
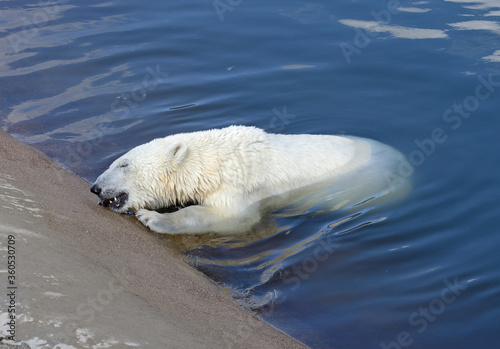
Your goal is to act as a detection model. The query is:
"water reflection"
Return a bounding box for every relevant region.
[448,20,500,34]
[338,19,448,39]
[164,144,411,313]
[483,50,500,62]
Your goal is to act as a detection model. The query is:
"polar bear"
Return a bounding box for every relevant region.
[90,126,408,234]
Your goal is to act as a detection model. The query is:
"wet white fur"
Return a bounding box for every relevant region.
[92,126,406,234]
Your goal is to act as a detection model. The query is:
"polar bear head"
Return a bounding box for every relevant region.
[90,138,193,213]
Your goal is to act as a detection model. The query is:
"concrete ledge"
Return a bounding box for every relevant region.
[0,129,307,349]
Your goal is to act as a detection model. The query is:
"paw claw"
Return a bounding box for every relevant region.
[136,209,153,226]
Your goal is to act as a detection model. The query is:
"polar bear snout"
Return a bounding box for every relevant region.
[90,182,130,212]
[90,183,101,195]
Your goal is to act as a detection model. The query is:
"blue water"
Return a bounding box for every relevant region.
[1,0,500,348]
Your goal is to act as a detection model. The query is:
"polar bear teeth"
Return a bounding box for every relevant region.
[98,192,128,210]
[107,197,120,206]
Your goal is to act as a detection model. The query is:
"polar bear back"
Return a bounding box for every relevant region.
[172,126,374,199]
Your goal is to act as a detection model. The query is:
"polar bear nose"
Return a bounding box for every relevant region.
[90,184,101,196]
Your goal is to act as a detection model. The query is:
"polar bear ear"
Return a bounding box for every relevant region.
[167,140,188,165]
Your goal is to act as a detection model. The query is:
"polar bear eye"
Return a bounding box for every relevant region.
[119,162,129,168]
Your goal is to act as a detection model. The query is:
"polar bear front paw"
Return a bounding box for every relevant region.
[136,209,174,234]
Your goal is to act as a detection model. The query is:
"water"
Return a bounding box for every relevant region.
[1,0,500,348]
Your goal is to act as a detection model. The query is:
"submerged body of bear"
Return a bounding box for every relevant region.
[91,126,408,234]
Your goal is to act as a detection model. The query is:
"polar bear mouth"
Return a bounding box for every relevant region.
[98,192,129,211]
